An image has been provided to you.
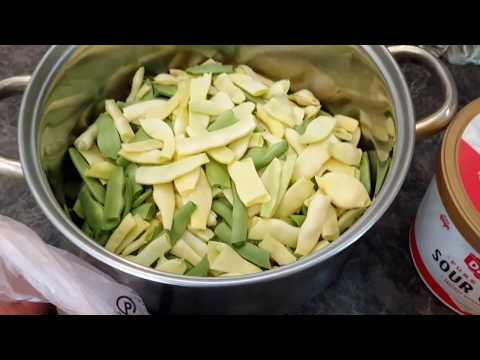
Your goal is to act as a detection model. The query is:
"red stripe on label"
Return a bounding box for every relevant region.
[458,139,480,213]
[409,221,472,315]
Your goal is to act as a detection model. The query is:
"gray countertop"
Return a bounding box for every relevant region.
[1,45,480,314]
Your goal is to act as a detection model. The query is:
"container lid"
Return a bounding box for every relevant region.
[437,99,480,252]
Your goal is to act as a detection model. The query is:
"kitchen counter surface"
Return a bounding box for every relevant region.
[2,45,480,315]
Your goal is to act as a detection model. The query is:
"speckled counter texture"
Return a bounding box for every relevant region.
[2,45,480,315]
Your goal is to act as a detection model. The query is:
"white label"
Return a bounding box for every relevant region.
[412,179,480,315]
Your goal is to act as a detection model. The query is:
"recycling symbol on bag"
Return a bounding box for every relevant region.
[116,296,137,315]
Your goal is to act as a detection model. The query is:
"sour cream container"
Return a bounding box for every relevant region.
[411,99,480,315]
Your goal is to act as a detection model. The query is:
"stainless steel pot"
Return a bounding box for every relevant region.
[0,45,458,314]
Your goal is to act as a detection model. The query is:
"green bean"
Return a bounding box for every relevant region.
[359,151,371,195]
[245,140,289,169]
[122,179,133,218]
[186,63,233,75]
[95,231,111,246]
[236,242,271,269]
[132,188,153,208]
[368,150,378,189]
[207,110,237,131]
[78,186,104,234]
[205,158,230,189]
[152,224,164,239]
[212,200,233,227]
[214,222,271,269]
[289,214,306,227]
[319,110,332,117]
[116,156,130,167]
[185,255,209,277]
[81,222,93,238]
[153,83,177,98]
[243,92,266,105]
[103,166,125,231]
[231,183,247,245]
[96,113,121,160]
[141,91,156,101]
[68,147,105,204]
[294,116,314,135]
[73,197,85,219]
[132,203,156,221]
[133,128,152,142]
[63,204,72,221]
[374,158,391,196]
[169,201,197,244]
[117,101,128,109]
[211,186,224,198]
[126,164,143,199]
[254,121,268,133]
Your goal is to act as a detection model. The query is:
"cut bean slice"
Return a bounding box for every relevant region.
[245,140,288,170]
[259,234,297,266]
[136,153,209,185]
[126,67,145,103]
[207,110,237,132]
[338,208,366,234]
[182,169,212,230]
[329,142,362,166]
[187,63,233,75]
[105,214,137,253]
[85,161,116,180]
[156,257,187,275]
[129,233,171,267]
[316,172,371,209]
[248,218,299,248]
[153,182,175,230]
[96,113,121,160]
[260,158,282,218]
[295,193,331,256]
[299,116,336,145]
[69,147,105,204]
[132,189,153,208]
[229,73,268,97]
[359,152,371,195]
[176,114,256,156]
[230,183,248,245]
[78,186,104,235]
[205,159,230,189]
[228,158,271,207]
[212,200,233,227]
[275,178,316,219]
[170,202,197,244]
[132,203,156,221]
[185,256,209,277]
[172,239,202,266]
[210,243,261,274]
[153,84,177,98]
[103,166,125,231]
[105,100,135,143]
[74,123,98,151]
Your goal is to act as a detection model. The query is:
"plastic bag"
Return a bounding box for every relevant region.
[0,215,149,315]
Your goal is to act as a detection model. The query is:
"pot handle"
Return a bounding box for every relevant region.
[388,45,458,140]
[0,76,31,178]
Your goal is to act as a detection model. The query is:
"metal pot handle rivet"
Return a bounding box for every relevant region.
[0,76,31,178]
[388,45,458,141]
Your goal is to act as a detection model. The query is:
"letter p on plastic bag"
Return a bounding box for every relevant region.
[0,215,149,315]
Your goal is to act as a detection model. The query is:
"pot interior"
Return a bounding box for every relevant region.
[38,45,395,209]
[30,45,401,282]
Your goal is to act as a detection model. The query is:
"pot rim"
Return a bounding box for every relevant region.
[18,45,415,288]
